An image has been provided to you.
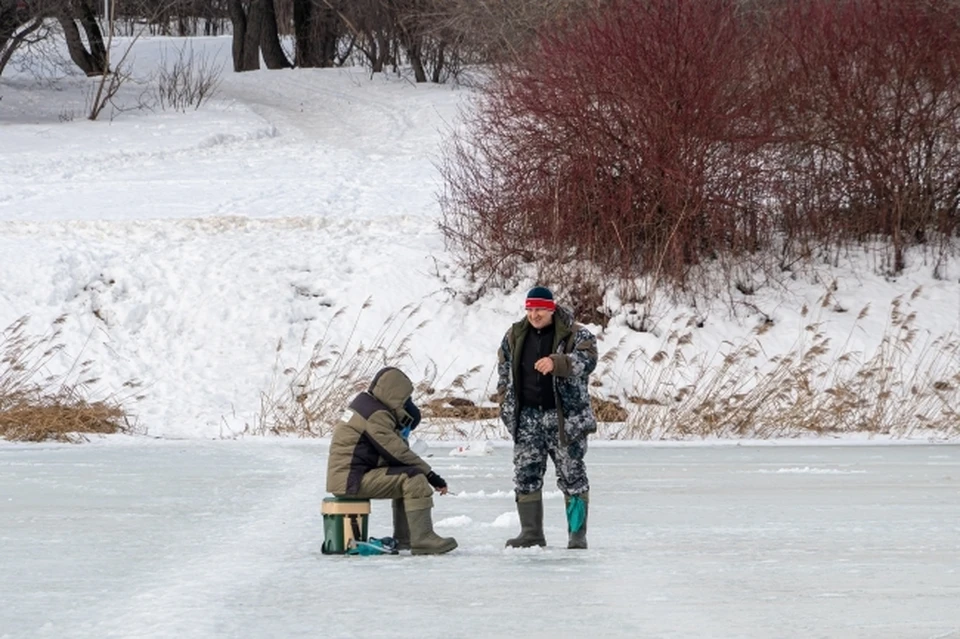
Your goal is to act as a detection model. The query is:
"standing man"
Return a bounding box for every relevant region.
[497,286,598,549]
[326,366,457,555]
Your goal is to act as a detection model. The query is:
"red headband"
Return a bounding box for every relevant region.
[525,297,556,311]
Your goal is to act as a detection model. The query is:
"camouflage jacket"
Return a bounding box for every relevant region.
[496,306,598,444]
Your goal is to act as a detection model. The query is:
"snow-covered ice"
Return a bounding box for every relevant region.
[2,442,959,639]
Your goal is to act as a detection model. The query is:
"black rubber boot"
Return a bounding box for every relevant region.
[566,492,589,549]
[392,499,410,551]
[505,491,546,548]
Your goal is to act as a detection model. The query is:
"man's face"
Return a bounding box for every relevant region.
[526,308,554,329]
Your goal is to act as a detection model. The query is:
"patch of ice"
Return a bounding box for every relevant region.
[753,467,867,474]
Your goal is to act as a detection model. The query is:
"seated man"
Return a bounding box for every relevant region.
[325,366,457,555]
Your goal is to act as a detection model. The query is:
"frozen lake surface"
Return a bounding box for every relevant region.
[1,441,959,639]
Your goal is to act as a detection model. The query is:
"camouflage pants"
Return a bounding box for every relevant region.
[513,405,589,497]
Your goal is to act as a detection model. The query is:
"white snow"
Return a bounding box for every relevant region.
[2,36,959,440]
[2,35,960,639]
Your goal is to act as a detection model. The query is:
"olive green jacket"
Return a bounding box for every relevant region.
[325,367,432,495]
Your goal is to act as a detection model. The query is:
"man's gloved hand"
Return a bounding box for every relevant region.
[426,471,447,490]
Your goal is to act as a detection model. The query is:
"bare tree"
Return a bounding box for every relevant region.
[425,0,599,66]
[293,0,339,67]
[260,0,291,68]
[0,1,48,77]
[109,0,231,36]
[228,0,262,70]
[228,0,291,72]
[332,0,393,72]
[85,0,183,119]
[56,0,109,76]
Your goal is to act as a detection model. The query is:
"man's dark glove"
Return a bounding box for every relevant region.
[426,471,447,489]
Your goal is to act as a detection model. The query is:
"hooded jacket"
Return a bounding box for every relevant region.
[496,305,599,445]
[325,367,433,495]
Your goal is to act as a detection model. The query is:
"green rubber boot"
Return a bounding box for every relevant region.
[505,491,546,548]
[405,499,458,555]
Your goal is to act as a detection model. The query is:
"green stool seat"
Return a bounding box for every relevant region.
[321,497,371,554]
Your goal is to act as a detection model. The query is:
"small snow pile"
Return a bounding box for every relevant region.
[451,489,513,499]
[449,441,494,457]
[435,515,472,528]
[487,512,518,528]
[410,438,429,456]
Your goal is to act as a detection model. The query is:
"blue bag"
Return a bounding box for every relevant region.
[347,536,399,556]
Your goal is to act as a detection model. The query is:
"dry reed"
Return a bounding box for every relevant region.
[0,315,138,442]
[616,288,960,439]
[252,300,428,437]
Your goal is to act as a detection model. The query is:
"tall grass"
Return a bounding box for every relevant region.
[257,290,959,440]
[251,300,428,437]
[612,288,960,439]
[0,315,139,442]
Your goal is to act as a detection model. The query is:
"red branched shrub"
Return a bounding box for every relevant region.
[440,0,960,303]
[763,0,960,271]
[440,0,775,293]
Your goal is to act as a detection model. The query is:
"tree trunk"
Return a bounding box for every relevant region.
[58,15,97,76]
[293,0,319,67]
[403,35,426,83]
[395,12,426,83]
[294,0,338,68]
[77,0,109,73]
[375,28,392,72]
[260,0,292,69]
[241,0,263,70]
[228,0,261,72]
[319,6,338,65]
[228,0,247,71]
[431,39,445,83]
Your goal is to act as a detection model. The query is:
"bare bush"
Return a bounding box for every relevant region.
[440,0,775,299]
[0,9,46,77]
[427,0,600,66]
[156,41,223,111]
[112,0,231,36]
[762,0,960,273]
[87,1,168,120]
[8,22,76,81]
[0,316,141,443]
